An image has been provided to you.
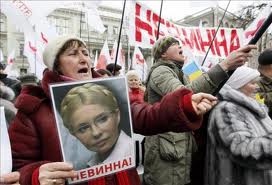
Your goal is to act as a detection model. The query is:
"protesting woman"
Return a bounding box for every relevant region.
[8,35,216,185]
[206,66,272,185]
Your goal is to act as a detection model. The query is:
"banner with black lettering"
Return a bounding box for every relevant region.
[128,1,244,59]
[50,77,135,184]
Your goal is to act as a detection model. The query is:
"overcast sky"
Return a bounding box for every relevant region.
[100,0,270,21]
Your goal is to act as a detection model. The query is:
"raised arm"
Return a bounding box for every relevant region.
[131,88,217,135]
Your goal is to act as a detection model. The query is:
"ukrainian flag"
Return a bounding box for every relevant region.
[255,93,265,104]
[182,61,203,81]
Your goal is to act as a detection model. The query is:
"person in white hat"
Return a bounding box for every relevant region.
[8,35,217,185]
[206,65,272,185]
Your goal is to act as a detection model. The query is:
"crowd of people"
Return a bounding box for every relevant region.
[1,34,272,185]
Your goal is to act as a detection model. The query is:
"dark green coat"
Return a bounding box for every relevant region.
[143,59,228,185]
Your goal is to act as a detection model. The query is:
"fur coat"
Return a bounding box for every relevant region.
[0,83,17,125]
[205,84,272,185]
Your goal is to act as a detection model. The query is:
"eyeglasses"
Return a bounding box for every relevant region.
[71,110,117,135]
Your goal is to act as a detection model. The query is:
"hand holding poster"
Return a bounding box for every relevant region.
[50,77,135,184]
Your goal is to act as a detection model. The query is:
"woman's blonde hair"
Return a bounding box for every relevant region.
[60,83,119,130]
[126,70,140,80]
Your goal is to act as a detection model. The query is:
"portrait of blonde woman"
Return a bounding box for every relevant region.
[60,82,133,165]
[49,77,135,183]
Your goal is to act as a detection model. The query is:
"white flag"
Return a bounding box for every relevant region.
[0,107,12,176]
[243,4,271,44]
[131,46,148,81]
[23,32,47,80]
[96,40,111,69]
[85,2,106,33]
[6,50,15,65]
[0,49,3,62]
[0,1,63,34]
[4,49,15,76]
[111,40,126,73]
[35,18,58,46]
[61,1,105,33]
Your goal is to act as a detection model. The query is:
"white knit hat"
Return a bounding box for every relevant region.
[43,35,86,71]
[226,66,260,89]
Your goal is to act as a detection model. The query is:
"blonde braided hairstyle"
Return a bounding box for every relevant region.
[60,83,119,131]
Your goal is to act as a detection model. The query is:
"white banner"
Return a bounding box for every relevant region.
[23,31,48,80]
[128,1,244,59]
[111,40,126,74]
[243,4,271,44]
[96,40,111,70]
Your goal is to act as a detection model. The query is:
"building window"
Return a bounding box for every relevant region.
[113,26,119,35]
[104,25,108,34]
[81,21,87,31]
[19,43,24,56]
[20,68,27,75]
[0,18,6,32]
[202,21,209,27]
[47,16,70,35]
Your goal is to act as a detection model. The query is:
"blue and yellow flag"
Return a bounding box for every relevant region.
[256,93,265,104]
[182,61,203,81]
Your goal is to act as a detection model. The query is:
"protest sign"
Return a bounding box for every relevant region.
[50,77,135,184]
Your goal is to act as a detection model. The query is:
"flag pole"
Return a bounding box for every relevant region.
[156,0,164,40]
[113,0,127,75]
[85,3,91,59]
[126,34,130,72]
[142,53,145,80]
[79,3,83,38]
[153,0,163,64]
[201,0,231,66]
[33,25,37,75]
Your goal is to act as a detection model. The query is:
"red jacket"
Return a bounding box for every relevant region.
[9,69,202,185]
[128,88,145,103]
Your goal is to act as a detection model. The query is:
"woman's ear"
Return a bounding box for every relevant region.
[161,52,167,59]
[116,109,120,126]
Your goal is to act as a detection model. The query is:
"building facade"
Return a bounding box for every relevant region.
[0,5,139,76]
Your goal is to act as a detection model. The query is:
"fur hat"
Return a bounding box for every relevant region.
[226,66,260,89]
[43,35,86,71]
[152,36,179,60]
[258,49,272,65]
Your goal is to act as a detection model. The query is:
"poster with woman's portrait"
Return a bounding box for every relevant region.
[50,76,135,184]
